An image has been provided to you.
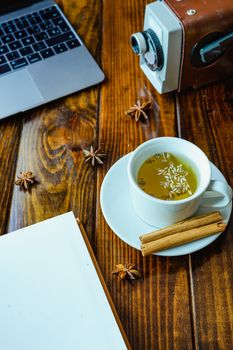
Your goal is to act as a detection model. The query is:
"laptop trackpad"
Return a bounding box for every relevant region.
[0,69,44,117]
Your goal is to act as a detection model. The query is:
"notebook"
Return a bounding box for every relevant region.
[0,1,104,119]
[0,212,130,350]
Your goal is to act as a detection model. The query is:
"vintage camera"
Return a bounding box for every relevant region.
[131,0,233,93]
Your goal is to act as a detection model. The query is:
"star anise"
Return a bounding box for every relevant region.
[112,263,142,281]
[83,146,105,166]
[125,100,151,121]
[15,171,36,190]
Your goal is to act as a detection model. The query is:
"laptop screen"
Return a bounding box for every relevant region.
[0,0,41,15]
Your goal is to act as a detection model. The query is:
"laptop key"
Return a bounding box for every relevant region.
[0,45,9,54]
[9,41,22,51]
[33,42,46,51]
[27,14,42,26]
[58,22,70,33]
[52,17,65,26]
[0,63,11,75]
[53,43,68,54]
[11,58,28,70]
[6,51,20,61]
[2,21,14,28]
[66,39,80,49]
[4,24,17,34]
[20,46,33,56]
[22,36,35,46]
[27,25,41,35]
[40,7,60,21]
[46,32,75,47]
[47,27,61,37]
[27,52,41,64]
[0,28,4,37]
[34,32,48,42]
[2,34,14,44]
[40,21,54,30]
[14,30,27,40]
[0,55,6,64]
[15,18,30,30]
[40,48,55,59]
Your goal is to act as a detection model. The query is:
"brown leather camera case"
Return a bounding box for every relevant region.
[164,0,233,90]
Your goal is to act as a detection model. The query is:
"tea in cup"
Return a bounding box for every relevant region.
[128,137,232,227]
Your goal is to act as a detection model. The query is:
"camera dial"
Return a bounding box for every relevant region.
[130,29,164,71]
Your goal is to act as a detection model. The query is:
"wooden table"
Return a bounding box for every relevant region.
[1,1,233,349]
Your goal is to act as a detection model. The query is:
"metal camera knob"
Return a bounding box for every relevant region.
[130,29,164,71]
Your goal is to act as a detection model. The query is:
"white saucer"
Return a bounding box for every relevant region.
[100,153,232,256]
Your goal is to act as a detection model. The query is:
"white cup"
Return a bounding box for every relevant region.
[128,137,232,227]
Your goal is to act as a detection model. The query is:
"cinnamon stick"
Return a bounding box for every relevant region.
[140,211,223,244]
[141,221,226,256]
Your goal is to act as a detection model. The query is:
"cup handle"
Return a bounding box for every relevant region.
[200,180,233,208]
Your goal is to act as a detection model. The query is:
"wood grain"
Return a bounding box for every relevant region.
[177,80,233,349]
[0,118,21,235]
[97,1,193,349]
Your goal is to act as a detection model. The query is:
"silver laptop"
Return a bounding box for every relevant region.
[0,0,104,119]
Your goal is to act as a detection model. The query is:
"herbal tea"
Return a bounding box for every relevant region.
[137,152,197,200]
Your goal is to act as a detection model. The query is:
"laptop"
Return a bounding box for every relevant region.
[0,0,104,119]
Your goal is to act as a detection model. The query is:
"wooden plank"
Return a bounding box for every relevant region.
[0,118,21,234]
[7,0,102,243]
[97,1,193,348]
[177,80,233,349]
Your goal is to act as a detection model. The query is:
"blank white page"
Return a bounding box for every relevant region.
[0,212,128,350]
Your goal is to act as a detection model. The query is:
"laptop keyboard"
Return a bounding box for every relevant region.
[0,5,81,75]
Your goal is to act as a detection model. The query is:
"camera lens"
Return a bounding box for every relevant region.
[130,32,147,55]
[130,29,164,71]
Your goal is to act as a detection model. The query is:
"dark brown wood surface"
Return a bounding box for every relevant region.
[0,1,232,349]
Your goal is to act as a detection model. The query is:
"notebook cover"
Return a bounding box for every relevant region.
[0,212,131,350]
